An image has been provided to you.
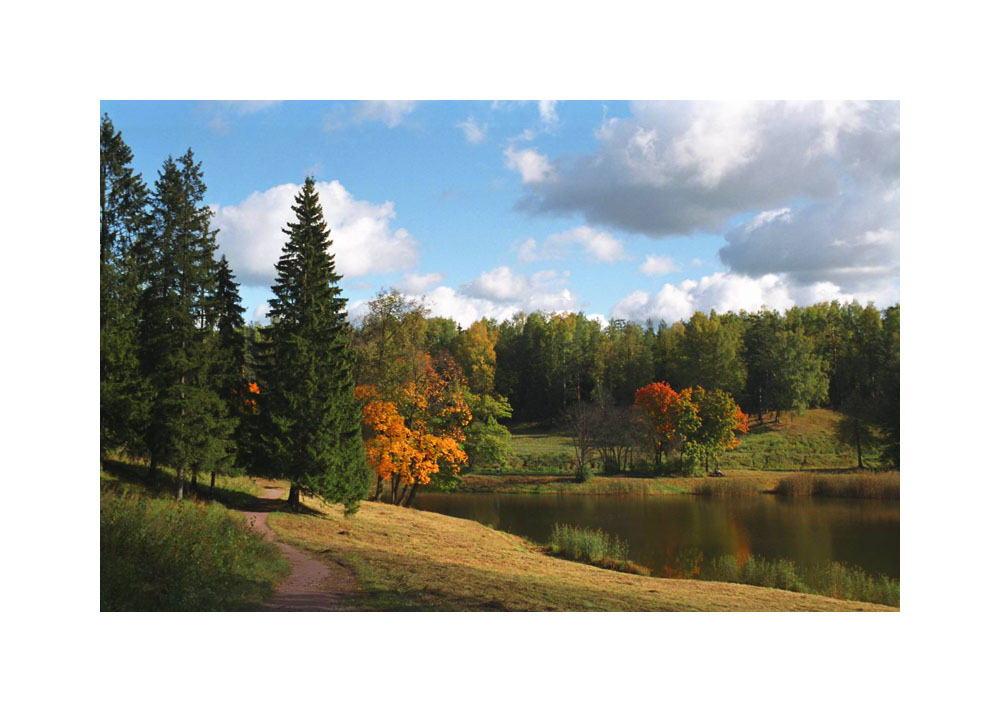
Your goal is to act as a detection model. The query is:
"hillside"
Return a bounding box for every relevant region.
[267,489,895,612]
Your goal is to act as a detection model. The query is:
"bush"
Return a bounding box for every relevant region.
[101,489,288,611]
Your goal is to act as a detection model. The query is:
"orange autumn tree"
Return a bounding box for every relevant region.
[356,353,471,506]
[634,382,698,466]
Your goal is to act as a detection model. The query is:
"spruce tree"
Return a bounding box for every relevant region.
[213,255,250,484]
[137,150,234,499]
[258,177,369,511]
[100,114,150,455]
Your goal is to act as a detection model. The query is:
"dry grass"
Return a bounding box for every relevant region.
[775,472,900,499]
[267,492,896,612]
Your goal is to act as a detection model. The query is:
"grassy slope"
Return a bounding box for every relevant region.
[267,492,895,612]
[100,461,289,611]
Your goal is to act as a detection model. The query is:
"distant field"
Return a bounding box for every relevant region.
[500,408,878,474]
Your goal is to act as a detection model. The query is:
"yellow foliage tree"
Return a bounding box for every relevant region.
[356,354,471,506]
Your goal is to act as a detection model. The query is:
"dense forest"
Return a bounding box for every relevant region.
[101,114,900,513]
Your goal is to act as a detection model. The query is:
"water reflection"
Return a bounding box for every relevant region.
[412,493,900,579]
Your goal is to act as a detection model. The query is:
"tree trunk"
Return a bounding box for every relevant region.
[288,483,300,507]
[190,469,197,493]
[403,483,419,507]
[396,483,410,506]
[175,466,184,502]
[210,470,216,494]
[854,419,863,469]
[371,477,383,502]
[148,457,159,478]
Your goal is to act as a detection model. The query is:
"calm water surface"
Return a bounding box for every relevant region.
[412,492,900,579]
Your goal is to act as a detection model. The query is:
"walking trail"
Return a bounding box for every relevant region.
[241,486,356,611]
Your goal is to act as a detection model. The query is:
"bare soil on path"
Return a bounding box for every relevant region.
[241,486,356,611]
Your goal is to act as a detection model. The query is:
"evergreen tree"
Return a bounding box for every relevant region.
[258,177,369,511]
[100,114,150,455]
[137,150,234,499]
[212,255,249,484]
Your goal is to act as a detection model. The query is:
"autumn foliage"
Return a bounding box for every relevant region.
[356,354,471,506]
[634,381,749,474]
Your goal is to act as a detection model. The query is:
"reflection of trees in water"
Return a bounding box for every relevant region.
[661,544,704,578]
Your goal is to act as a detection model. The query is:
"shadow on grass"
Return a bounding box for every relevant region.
[100,458,325,516]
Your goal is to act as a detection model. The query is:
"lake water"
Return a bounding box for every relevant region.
[411,492,900,579]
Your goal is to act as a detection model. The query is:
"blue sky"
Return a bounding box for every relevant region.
[100,100,899,326]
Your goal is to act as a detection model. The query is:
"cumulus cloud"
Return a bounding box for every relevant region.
[611,271,897,325]
[509,100,899,301]
[504,146,553,184]
[457,116,487,144]
[387,266,577,327]
[719,187,900,291]
[514,101,898,236]
[212,180,419,286]
[639,255,680,275]
[518,226,628,263]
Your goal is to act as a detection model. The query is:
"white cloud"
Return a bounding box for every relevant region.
[673,102,763,187]
[391,266,577,327]
[212,180,419,286]
[352,100,417,127]
[504,146,553,184]
[611,271,898,325]
[719,189,899,290]
[457,116,487,144]
[252,303,270,323]
[396,272,444,293]
[515,101,898,236]
[639,255,680,275]
[539,100,558,126]
[518,226,628,264]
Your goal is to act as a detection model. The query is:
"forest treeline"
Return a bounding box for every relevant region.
[101,114,899,514]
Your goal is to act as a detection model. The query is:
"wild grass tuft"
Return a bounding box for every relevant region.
[549,523,650,575]
[100,488,288,611]
[700,553,898,606]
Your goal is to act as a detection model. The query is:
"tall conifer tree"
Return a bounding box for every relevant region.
[138,150,234,499]
[213,255,251,481]
[258,177,369,511]
[100,114,150,454]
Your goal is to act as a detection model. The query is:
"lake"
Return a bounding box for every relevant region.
[411,492,900,579]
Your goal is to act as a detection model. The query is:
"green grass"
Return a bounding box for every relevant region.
[100,459,289,611]
[700,553,899,607]
[717,409,879,471]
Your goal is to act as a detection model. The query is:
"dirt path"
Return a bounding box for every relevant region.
[242,486,356,611]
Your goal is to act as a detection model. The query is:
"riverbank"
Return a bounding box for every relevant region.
[267,487,896,611]
[444,469,899,498]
